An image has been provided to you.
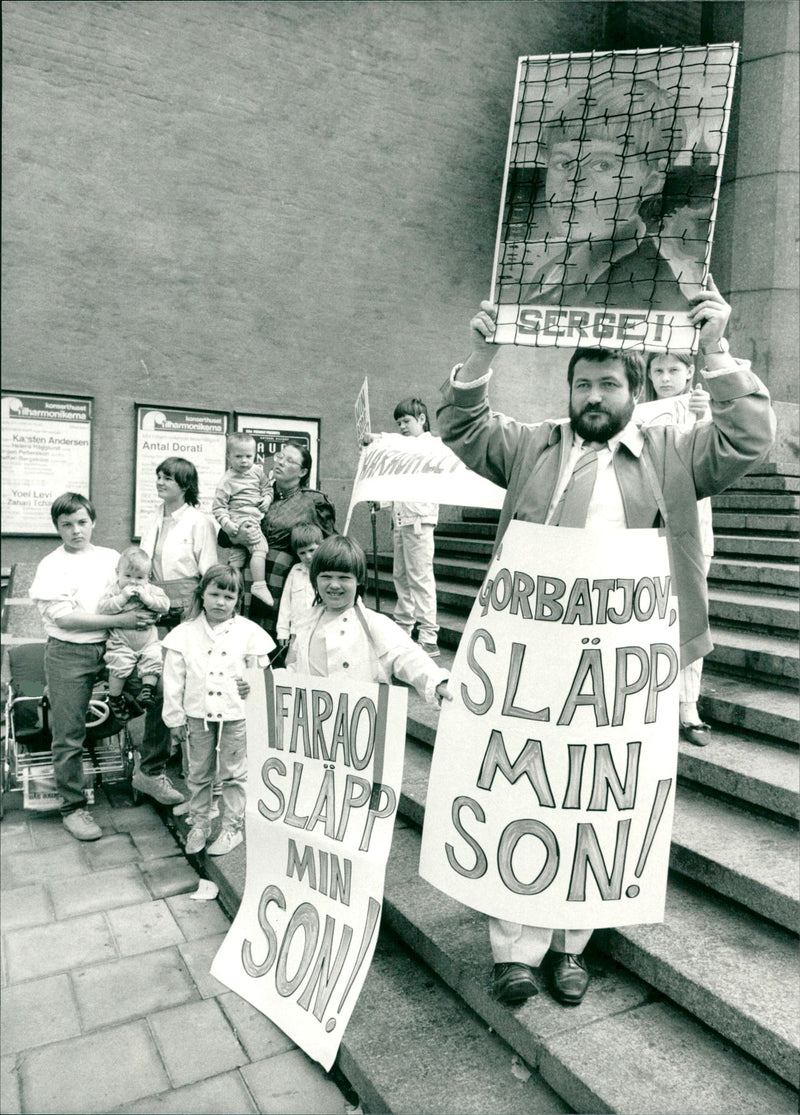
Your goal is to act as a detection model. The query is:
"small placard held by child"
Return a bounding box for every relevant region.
[211,666,408,1070]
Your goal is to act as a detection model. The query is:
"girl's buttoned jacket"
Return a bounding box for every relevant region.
[161,613,274,727]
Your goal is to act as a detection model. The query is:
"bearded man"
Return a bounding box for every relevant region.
[437,278,775,1008]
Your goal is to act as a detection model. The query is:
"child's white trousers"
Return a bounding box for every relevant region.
[392,523,438,644]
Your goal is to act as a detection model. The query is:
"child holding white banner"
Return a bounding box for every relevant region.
[161,564,275,857]
[291,534,451,707]
[639,351,714,747]
[369,397,441,656]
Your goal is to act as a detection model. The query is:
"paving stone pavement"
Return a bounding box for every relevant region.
[0,788,351,1115]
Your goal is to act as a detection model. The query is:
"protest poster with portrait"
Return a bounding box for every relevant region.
[133,405,228,537]
[490,45,738,351]
[211,667,407,1070]
[2,392,92,535]
[420,521,680,929]
[344,432,505,532]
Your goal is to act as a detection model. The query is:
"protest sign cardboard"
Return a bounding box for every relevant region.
[344,432,505,532]
[211,667,407,1070]
[354,378,371,450]
[490,45,738,351]
[420,521,680,929]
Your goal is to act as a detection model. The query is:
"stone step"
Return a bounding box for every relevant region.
[340,932,571,1115]
[700,671,799,745]
[709,556,799,593]
[677,727,799,821]
[435,520,499,540]
[707,586,799,633]
[600,874,799,1086]
[713,534,799,561]
[670,785,798,931]
[728,475,800,493]
[434,533,494,560]
[706,625,799,686]
[712,492,800,512]
[712,511,799,534]
[384,823,799,1099]
[399,736,798,935]
[199,812,798,1114]
[376,551,486,586]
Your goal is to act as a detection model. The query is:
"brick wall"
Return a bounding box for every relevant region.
[5,0,746,568]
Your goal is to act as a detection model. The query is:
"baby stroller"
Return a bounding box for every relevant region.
[1,642,137,817]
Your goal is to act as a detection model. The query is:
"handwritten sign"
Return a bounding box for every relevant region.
[211,667,407,1070]
[420,521,680,929]
[354,378,371,450]
[344,432,505,531]
[2,392,92,535]
[490,45,738,351]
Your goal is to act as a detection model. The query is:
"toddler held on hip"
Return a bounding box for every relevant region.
[97,546,170,720]
[161,564,275,857]
[213,432,275,607]
[289,534,451,708]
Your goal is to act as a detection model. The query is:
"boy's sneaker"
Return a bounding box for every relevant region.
[420,642,440,658]
[63,808,102,842]
[207,828,243,856]
[137,682,156,708]
[132,769,184,806]
[185,825,207,855]
[108,694,130,721]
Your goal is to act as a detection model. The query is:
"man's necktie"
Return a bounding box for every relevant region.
[550,445,600,527]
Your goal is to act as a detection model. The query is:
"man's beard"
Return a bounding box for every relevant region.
[570,398,634,443]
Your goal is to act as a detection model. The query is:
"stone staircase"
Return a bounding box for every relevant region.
[342,467,799,1112]
[3,472,798,1112]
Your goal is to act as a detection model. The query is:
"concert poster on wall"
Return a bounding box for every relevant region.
[133,405,229,538]
[2,391,93,535]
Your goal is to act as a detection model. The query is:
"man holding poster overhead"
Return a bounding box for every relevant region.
[434,279,774,1008]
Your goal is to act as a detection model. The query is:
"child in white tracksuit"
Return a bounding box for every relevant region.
[290,535,450,708]
[161,564,275,857]
[388,397,440,655]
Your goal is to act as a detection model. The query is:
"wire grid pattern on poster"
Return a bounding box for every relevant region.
[490,46,738,351]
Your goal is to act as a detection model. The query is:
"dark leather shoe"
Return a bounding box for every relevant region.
[680,722,711,747]
[492,962,538,1005]
[549,952,590,1005]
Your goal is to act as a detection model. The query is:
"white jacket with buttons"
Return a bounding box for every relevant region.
[290,600,448,706]
[161,613,275,727]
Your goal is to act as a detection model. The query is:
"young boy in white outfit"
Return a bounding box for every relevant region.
[276,522,323,661]
[213,433,274,606]
[365,397,441,656]
[97,546,170,720]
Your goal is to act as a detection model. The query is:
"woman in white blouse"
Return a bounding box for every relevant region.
[134,456,219,806]
[139,456,219,628]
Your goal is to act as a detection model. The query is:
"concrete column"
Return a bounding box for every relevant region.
[721,1,799,470]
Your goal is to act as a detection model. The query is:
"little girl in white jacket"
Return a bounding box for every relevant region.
[289,535,450,708]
